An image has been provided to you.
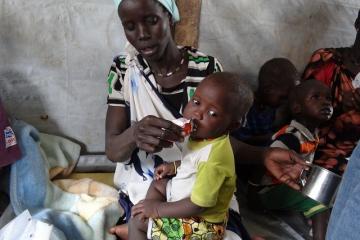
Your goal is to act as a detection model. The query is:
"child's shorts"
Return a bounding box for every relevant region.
[257,184,327,218]
[147,217,225,240]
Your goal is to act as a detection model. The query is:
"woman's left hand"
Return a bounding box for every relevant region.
[131,199,162,220]
[264,148,308,190]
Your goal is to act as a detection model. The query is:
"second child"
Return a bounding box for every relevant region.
[233,58,299,146]
[253,79,333,240]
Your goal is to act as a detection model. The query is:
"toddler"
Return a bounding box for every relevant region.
[129,72,254,240]
[255,79,333,240]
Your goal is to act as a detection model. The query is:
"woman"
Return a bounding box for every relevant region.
[302,9,360,175]
[106,0,305,239]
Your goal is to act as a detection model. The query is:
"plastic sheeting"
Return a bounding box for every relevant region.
[0,0,359,151]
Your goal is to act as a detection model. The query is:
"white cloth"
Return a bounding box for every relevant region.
[114,44,182,204]
[112,0,180,22]
[0,210,53,240]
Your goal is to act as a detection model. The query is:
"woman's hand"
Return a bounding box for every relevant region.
[133,116,184,153]
[264,147,308,190]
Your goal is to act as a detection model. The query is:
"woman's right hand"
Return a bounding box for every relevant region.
[133,115,184,153]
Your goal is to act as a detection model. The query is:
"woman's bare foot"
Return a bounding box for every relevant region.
[109,223,128,240]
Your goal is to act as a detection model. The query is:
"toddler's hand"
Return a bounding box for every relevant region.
[132,199,162,220]
[155,162,176,180]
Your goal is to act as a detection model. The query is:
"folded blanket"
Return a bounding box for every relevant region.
[9,120,122,240]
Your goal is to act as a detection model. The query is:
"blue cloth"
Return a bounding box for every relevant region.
[9,120,82,240]
[9,120,120,240]
[118,191,133,223]
[326,141,360,239]
[232,104,276,145]
[10,120,49,214]
[113,0,180,22]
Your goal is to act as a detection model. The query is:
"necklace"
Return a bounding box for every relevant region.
[153,51,186,78]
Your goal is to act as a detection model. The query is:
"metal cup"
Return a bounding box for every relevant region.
[300,164,342,207]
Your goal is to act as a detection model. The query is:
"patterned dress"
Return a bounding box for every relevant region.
[151,217,225,240]
[302,48,360,175]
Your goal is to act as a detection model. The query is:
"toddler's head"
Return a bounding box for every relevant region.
[257,58,299,108]
[289,79,333,129]
[183,72,253,140]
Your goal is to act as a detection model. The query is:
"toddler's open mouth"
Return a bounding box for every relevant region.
[320,107,333,118]
[172,118,197,136]
[190,119,198,134]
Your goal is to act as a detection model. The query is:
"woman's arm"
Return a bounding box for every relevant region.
[230,136,307,189]
[105,106,136,162]
[230,136,265,164]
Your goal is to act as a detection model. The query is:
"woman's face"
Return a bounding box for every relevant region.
[119,0,172,61]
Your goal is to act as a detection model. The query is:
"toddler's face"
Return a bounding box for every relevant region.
[301,84,333,122]
[183,81,234,140]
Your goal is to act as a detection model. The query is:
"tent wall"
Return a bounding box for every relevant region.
[1,0,359,151]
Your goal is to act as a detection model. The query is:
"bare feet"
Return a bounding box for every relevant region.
[109,224,128,240]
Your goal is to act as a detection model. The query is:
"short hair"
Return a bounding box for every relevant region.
[202,72,254,121]
[288,79,324,115]
[258,58,299,91]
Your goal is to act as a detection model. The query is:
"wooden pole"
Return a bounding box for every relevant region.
[174,0,202,48]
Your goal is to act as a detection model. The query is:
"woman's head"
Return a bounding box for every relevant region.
[116,0,179,61]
